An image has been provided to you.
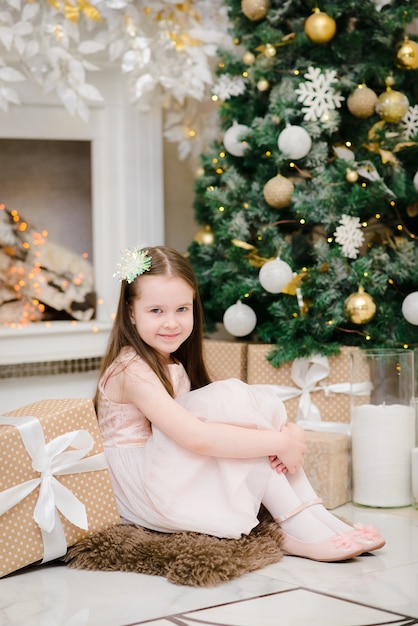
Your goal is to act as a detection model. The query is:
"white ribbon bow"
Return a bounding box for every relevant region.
[272,354,372,429]
[0,415,108,563]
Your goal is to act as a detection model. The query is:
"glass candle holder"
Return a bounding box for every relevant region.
[350,348,415,508]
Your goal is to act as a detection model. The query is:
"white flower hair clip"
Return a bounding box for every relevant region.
[113,247,152,283]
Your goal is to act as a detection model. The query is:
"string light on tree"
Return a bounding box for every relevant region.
[344,286,376,324]
[401,291,418,325]
[259,257,293,293]
[223,122,251,156]
[277,125,312,160]
[304,7,336,44]
[223,300,257,336]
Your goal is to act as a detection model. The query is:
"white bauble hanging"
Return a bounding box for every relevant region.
[402,291,418,325]
[413,171,418,193]
[277,125,312,160]
[223,122,250,157]
[223,300,257,336]
[259,258,293,293]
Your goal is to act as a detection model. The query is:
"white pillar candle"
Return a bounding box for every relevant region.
[352,404,415,507]
[412,448,418,506]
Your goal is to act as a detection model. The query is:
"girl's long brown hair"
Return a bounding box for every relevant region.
[95,246,211,406]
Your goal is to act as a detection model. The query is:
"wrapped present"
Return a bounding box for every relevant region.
[203,339,247,382]
[247,344,367,425]
[304,431,351,509]
[0,398,120,577]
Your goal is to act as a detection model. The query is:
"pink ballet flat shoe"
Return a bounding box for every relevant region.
[281,531,364,562]
[352,524,386,552]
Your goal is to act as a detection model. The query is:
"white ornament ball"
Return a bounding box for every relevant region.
[278,125,312,160]
[402,291,418,325]
[223,122,250,157]
[223,300,257,336]
[259,258,293,293]
[413,171,418,193]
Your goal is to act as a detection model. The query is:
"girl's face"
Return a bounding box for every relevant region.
[129,275,194,363]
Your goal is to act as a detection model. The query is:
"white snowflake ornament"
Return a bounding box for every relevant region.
[295,66,345,122]
[334,215,364,259]
[212,75,246,101]
[401,105,418,140]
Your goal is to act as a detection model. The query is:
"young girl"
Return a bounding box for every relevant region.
[95,245,385,562]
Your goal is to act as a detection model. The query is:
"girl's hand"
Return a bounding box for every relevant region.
[282,421,306,443]
[269,455,288,473]
[273,426,307,474]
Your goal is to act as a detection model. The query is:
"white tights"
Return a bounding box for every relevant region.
[261,468,353,542]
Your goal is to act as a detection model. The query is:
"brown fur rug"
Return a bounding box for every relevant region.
[64,512,284,587]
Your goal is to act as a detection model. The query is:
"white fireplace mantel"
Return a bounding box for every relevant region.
[0,69,164,364]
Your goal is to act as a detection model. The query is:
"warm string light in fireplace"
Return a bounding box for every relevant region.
[1,207,45,324]
[1,203,98,328]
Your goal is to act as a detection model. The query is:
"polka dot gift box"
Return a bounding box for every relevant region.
[0,398,120,578]
[203,339,247,382]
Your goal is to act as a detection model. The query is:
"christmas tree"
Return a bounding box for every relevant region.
[187,0,418,365]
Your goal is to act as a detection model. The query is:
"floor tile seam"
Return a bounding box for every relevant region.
[113,586,418,626]
[296,586,418,621]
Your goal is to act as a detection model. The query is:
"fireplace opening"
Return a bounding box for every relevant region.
[0,138,95,325]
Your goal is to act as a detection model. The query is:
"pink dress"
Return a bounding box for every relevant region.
[97,349,287,538]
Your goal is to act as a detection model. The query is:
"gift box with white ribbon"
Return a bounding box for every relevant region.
[247,345,366,426]
[0,398,120,577]
[246,345,366,509]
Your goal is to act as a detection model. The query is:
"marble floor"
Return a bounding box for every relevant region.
[1,503,418,626]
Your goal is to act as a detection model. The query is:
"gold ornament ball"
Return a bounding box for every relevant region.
[257,78,270,92]
[195,225,214,245]
[347,84,378,119]
[304,9,337,44]
[241,0,269,21]
[263,174,294,209]
[346,168,359,183]
[395,36,418,70]
[243,51,255,65]
[344,287,376,325]
[264,43,276,58]
[375,87,409,123]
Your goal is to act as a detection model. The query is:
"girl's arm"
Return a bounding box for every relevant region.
[118,362,306,474]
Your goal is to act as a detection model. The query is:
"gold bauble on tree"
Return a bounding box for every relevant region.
[257,78,270,91]
[241,0,269,21]
[347,84,378,119]
[375,76,409,123]
[304,8,336,44]
[344,286,376,324]
[346,168,359,183]
[395,36,418,70]
[194,225,214,245]
[263,174,294,209]
[242,51,255,65]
